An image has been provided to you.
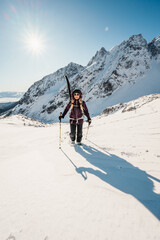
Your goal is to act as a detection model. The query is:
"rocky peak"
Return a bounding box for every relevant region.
[87,47,109,66]
[154,36,160,47]
[125,34,148,50]
[18,62,84,106]
[148,36,160,57]
[64,62,84,78]
[99,47,108,55]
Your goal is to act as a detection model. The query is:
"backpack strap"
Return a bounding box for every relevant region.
[79,98,83,112]
[70,99,74,110]
[70,98,84,114]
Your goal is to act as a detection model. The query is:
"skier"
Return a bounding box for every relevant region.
[59,89,91,145]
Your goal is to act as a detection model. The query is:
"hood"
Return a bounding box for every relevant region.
[72,89,82,98]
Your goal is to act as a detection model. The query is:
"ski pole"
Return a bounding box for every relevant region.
[59,112,62,149]
[85,122,90,140]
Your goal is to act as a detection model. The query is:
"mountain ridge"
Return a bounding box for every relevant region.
[7,34,160,123]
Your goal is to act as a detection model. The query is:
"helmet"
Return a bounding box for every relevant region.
[72,89,82,98]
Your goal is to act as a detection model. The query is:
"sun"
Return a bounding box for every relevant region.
[24,32,46,56]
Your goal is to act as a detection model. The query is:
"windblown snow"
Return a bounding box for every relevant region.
[0,94,160,240]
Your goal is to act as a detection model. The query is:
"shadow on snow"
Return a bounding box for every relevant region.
[71,142,160,220]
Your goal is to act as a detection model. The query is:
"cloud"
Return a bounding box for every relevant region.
[105,26,109,32]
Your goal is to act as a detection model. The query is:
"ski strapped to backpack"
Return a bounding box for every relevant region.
[64,75,71,100]
[64,75,84,114]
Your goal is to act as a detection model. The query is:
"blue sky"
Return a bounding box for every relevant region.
[0,0,160,92]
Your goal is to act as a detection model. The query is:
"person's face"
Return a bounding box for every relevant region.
[74,93,80,100]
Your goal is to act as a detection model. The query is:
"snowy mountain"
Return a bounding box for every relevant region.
[8,62,84,122]
[0,93,160,240]
[0,101,18,114]
[8,34,160,123]
[0,93,24,114]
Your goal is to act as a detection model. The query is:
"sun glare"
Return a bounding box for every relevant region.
[24,32,46,56]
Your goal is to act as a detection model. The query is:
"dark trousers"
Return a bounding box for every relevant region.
[70,124,83,142]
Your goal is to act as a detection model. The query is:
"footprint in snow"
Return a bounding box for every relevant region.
[6,235,16,240]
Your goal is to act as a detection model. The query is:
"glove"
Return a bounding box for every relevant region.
[88,118,91,125]
[59,115,64,121]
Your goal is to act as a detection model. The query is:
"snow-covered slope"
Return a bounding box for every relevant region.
[0,101,18,114]
[0,97,21,114]
[0,94,160,240]
[9,34,160,123]
[0,114,50,127]
[9,62,84,122]
[102,93,160,115]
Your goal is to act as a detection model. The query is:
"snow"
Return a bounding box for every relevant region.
[154,36,160,46]
[86,61,160,117]
[11,62,84,122]
[0,94,160,240]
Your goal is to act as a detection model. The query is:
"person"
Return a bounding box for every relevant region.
[59,89,91,145]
